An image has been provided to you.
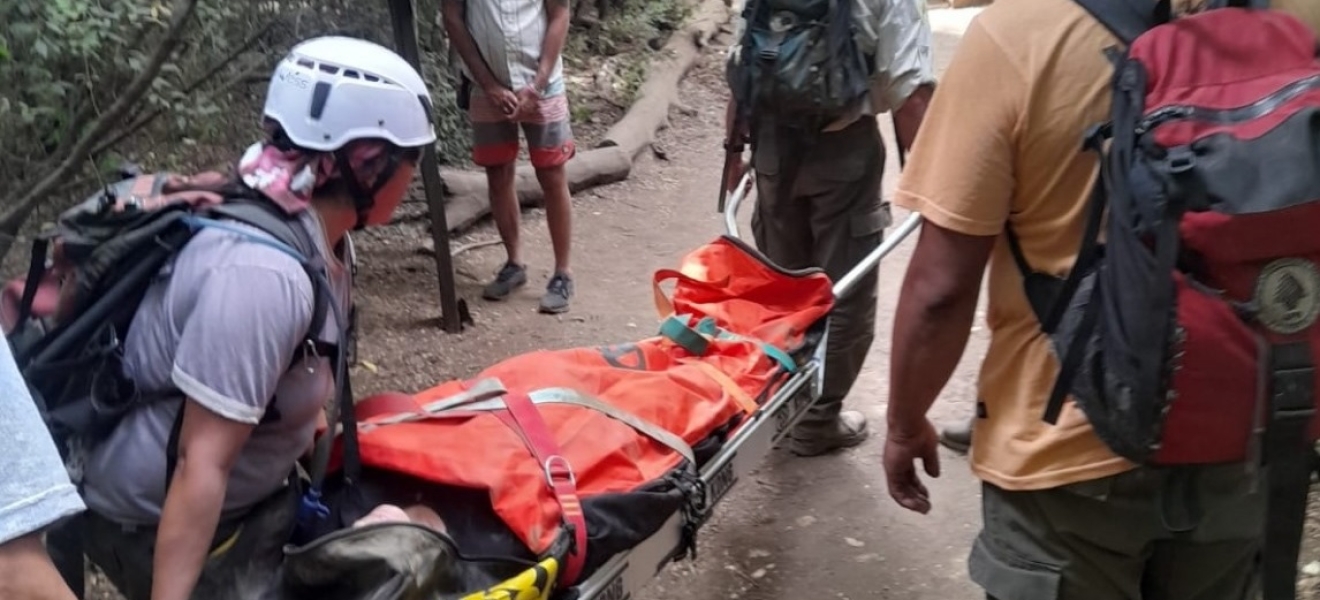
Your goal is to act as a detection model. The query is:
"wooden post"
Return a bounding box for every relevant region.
[388,0,466,333]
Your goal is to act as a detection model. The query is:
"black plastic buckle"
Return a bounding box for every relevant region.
[1272,366,1315,418]
[1165,148,1197,176]
[1082,122,1112,152]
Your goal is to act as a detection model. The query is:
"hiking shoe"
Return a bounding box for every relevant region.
[539,272,574,314]
[939,417,973,455]
[482,262,527,301]
[789,410,870,457]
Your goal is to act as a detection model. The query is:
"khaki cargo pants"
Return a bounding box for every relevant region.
[973,464,1266,600]
[749,115,891,427]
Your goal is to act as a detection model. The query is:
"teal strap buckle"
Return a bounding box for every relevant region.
[659,314,797,373]
[659,314,710,356]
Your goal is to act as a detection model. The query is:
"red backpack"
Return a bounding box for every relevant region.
[1007,1,1320,597]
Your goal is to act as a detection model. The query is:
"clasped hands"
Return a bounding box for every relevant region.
[485,84,541,122]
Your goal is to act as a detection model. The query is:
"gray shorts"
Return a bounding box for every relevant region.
[971,464,1265,600]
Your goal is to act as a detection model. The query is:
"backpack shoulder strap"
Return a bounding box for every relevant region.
[1073,0,1171,46]
[205,199,332,349]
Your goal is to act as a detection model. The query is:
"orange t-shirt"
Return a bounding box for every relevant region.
[894,0,1320,491]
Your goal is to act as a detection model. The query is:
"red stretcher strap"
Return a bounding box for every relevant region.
[498,392,588,586]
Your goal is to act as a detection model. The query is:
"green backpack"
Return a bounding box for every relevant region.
[726,0,873,130]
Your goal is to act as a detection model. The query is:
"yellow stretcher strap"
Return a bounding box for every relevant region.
[461,557,561,600]
[691,360,759,414]
[207,526,242,559]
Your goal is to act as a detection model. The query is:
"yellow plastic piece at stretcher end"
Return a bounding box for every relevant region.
[461,557,560,600]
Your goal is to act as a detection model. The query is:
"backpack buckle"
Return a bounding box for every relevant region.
[1272,365,1314,419]
[1165,148,1197,175]
[304,339,320,373]
[1082,122,1112,152]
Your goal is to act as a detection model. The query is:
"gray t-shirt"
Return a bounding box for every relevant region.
[82,210,351,526]
[0,328,85,544]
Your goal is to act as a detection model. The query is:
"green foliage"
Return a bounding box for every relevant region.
[0,0,275,197]
[0,0,685,244]
[3,1,232,152]
[0,0,472,212]
[567,0,691,58]
[564,0,691,107]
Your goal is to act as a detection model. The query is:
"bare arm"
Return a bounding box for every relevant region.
[892,82,934,154]
[724,97,749,144]
[868,0,937,149]
[0,534,78,600]
[150,400,255,600]
[441,0,503,94]
[888,223,994,434]
[884,221,994,512]
[535,0,572,92]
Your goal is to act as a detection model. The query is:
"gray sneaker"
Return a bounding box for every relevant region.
[539,272,574,314]
[789,410,870,457]
[482,262,527,300]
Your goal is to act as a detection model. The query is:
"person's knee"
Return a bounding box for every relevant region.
[0,533,77,600]
[485,162,516,179]
[534,164,568,190]
[485,163,517,195]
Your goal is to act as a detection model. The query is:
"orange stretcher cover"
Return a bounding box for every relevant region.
[349,236,834,554]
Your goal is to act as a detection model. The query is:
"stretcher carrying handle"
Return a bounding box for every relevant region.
[722,176,923,300]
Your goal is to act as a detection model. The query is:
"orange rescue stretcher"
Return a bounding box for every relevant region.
[299,173,924,600]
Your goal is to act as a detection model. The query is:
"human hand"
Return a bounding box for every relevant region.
[724,155,752,196]
[512,86,541,121]
[484,85,519,118]
[883,419,942,514]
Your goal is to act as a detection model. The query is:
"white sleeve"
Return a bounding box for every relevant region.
[866,0,938,113]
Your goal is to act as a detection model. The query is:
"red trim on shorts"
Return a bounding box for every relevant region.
[529,139,576,169]
[473,142,520,167]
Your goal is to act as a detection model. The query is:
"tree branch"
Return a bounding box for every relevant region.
[89,19,277,158]
[0,0,200,257]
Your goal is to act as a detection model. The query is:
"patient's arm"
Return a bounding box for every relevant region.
[353,504,448,534]
[403,505,448,533]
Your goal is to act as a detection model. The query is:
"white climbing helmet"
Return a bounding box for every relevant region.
[262,36,437,152]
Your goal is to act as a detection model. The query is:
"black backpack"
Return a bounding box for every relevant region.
[5,168,367,599]
[4,170,345,477]
[726,0,874,132]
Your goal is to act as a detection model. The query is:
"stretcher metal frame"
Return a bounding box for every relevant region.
[571,172,923,600]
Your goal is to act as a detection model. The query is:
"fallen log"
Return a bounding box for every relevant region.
[438,144,633,232]
[411,0,732,235]
[597,0,730,160]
